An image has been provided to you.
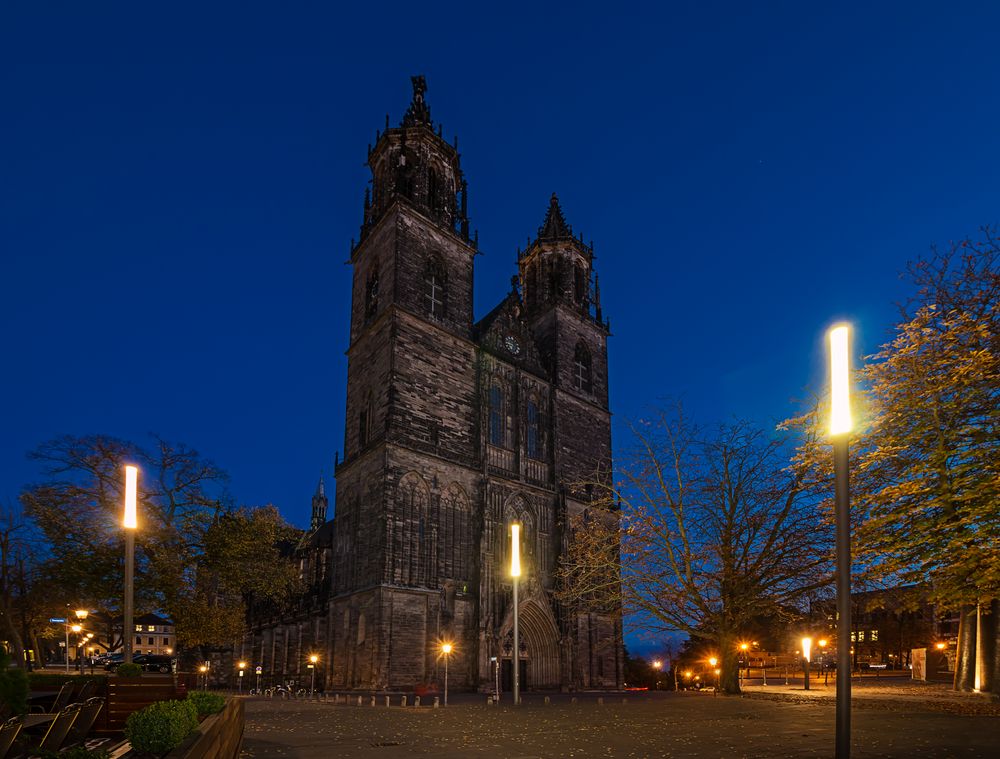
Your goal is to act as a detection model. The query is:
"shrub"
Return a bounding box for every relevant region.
[124,699,198,756]
[0,649,28,715]
[116,663,143,678]
[186,690,225,716]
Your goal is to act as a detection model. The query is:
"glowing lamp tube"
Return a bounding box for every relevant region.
[124,465,138,529]
[828,325,852,435]
[510,523,521,577]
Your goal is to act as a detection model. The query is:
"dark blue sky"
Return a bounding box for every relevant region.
[3,2,999,540]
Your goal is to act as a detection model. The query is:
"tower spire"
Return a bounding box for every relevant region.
[310,473,329,531]
[537,193,573,241]
[401,74,432,127]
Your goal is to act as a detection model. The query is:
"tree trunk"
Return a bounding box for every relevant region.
[980,599,997,695]
[0,606,26,668]
[719,636,741,695]
[954,604,977,691]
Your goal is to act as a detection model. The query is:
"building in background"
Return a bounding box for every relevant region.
[246,77,622,693]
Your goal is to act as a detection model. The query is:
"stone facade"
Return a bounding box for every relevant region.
[245,77,622,693]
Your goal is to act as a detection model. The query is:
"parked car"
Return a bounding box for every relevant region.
[107,653,175,673]
[133,654,175,673]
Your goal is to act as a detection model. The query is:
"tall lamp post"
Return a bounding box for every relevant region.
[510,522,522,706]
[441,643,452,706]
[802,636,812,691]
[123,464,139,664]
[829,324,853,759]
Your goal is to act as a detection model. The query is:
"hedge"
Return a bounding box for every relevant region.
[186,691,225,717]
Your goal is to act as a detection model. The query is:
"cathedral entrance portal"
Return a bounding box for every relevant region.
[499,596,561,691]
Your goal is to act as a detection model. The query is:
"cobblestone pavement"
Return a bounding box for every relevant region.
[741,679,1000,716]
[240,691,1000,758]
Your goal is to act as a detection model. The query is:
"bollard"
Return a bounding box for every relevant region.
[487,696,494,706]
[597,697,604,705]
[384,695,390,707]
[333,694,339,705]
[414,696,421,707]
[433,697,439,708]
[357,696,362,706]
[571,697,577,704]
[401,696,407,707]
[370,696,376,707]
[544,696,550,705]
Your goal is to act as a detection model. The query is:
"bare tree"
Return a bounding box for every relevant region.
[557,411,831,694]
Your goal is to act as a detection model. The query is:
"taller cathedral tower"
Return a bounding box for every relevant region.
[246,77,621,693]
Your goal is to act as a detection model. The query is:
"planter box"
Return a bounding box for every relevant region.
[100,675,187,733]
[164,698,244,759]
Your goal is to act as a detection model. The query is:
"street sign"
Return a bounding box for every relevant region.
[255,666,262,675]
[50,617,66,623]
[238,670,244,677]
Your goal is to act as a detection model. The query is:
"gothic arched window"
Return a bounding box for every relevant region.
[424,256,447,318]
[427,168,438,213]
[365,267,379,320]
[489,384,505,447]
[358,390,373,449]
[575,265,587,303]
[526,398,541,460]
[573,342,593,393]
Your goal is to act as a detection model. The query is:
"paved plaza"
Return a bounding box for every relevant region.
[240,690,1000,758]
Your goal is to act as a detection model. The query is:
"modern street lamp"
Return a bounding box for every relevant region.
[510,522,522,706]
[828,323,853,759]
[238,661,246,695]
[308,655,318,698]
[441,643,452,706]
[123,464,139,664]
[802,637,813,691]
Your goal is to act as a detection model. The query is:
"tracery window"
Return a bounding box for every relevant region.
[489,384,505,447]
[424,256,447,318]
[573,341,593,393]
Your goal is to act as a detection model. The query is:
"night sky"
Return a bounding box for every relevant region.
[3,4,999,543]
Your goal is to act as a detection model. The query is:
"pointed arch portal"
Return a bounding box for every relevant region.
[500,595,561,690]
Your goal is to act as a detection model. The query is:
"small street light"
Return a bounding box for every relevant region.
[441,643,453,706]
[199,664,208,690]
[238,661,246,695]
[708,657,719,692]
[308,655,318,698]
[651,660,662,690]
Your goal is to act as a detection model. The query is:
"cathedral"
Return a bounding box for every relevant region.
[244,77,622,693]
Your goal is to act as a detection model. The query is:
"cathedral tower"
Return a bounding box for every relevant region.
[245,78,622,695]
